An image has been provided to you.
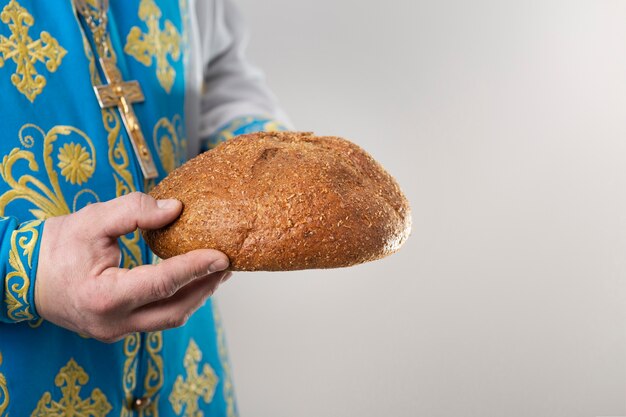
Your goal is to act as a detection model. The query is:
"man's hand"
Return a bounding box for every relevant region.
[34,192,231,343]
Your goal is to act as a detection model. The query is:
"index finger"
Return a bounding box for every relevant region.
[107,249,230,308]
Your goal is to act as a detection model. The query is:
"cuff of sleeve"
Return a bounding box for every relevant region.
[0,219,44,323]
[202,116,289,152]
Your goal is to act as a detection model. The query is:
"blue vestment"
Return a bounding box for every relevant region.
[0,1,287,415]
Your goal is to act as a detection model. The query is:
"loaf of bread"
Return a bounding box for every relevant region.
[143,131,411,271]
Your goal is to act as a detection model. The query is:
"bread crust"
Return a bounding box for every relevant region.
[143,132,411,271]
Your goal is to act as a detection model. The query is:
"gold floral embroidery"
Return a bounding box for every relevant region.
[124,0,181,93]
[0,352,8,417]
[0,124,98,219]
[0,0,67,102]
[57,142,96,185]
[31,358,112,417]
[169,339,218,417]
[213,304,238,417]
[153,115,186,174]
[4,220,41,322]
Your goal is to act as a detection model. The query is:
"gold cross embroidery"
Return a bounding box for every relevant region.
[169,339,219,417]
[124,0,181,93]
[0,0,66,102]
[94,57,158,179]
[31,358,112,417]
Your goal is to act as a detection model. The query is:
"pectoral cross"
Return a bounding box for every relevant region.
[94,57,158,179]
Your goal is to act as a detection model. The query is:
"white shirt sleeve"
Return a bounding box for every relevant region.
[184,0,291,157]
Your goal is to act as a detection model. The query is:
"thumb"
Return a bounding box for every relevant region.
[92,192,183,238]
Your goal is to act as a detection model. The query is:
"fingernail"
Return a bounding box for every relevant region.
[208,258,229,273]
[157,199,180,209]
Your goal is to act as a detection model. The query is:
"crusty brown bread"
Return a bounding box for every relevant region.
[143,131,411,271]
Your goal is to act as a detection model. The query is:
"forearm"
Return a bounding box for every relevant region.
[195,0,291,152]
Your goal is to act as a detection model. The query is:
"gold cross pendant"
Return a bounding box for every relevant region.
[94,57,158,179]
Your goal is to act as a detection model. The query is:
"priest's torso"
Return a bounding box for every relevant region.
[0,1,238,416]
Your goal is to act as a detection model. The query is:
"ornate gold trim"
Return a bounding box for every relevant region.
[4,220,41,322]
[119,333,141,417]
[137,331,164,416]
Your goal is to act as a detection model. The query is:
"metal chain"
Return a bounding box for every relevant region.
[73,0,111,58]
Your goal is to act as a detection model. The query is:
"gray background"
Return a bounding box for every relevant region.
[216,0,626,416]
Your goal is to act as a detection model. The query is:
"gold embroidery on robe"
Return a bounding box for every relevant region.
[153,115,186,174]
[124,0,181,93]
[77,22,142,270]
[31,358,112,417]
[72,13,148,412]
[206,117,286,150]
[213,304,238,417]
[169,339,218,417]
[0,122,98,322]
[119,333,141,417]
[137,331,164,417]
[27,317,44,328]
[57,142,96,185]
[0,352,8,417]
[0,124,98,219]
[0,0,66,102]
[4,220,41,322]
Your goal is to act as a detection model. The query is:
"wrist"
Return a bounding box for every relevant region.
[33,215,66,322]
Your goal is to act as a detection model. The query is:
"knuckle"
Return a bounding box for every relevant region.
[202,282,219,300]
[100,334,123,344]
[78,201,101,216]
[207,285,218,298]
[88,326,121,344]
[189,265,205,281]
[168,312,191,329]
[75,204,92,218]
[151,276,177,299]
[73,203,101,229]
[131,192,152,213]
[88,292,118,315]
[127,191,143,201]
[97,335,118,344]
[165,317,182,329]
[128,192,144,210]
